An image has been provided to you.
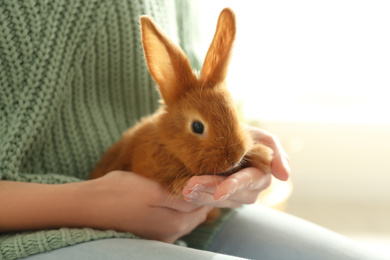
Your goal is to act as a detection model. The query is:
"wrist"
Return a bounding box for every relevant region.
[32,180,97,230]
[69,176,131,232]
[0,180,91,231]
[62,178,112,230]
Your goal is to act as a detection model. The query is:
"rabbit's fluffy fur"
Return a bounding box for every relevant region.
[90,8,272,204]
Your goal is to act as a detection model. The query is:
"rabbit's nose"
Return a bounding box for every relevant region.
[225,151,240,167]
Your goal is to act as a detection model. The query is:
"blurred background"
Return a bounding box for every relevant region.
[196,0,390,256]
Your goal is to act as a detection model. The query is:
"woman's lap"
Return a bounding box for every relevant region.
[25,204,386,260]
[25,238,243,260]
[207,204,385,260]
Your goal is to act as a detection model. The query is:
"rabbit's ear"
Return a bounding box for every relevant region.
[140,16,196,105]
[201,8,236,85]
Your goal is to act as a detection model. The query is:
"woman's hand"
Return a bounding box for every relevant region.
[85,171,213,243]
[182,127,290,207]
[0,171,212,244]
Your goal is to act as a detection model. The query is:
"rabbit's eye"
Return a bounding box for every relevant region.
[192,121,204,134]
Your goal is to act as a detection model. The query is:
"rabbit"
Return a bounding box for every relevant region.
[90,8,273,220]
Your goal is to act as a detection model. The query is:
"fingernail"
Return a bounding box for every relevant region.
[185,191,199,200]
[217,194,230,201]
[190,184,205,191]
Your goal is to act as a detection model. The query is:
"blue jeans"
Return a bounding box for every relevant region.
[26,204,386,260]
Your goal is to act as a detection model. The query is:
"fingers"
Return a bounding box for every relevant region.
[153,186,202,213]
[183,188,242,208]
[214,167,272,201]
[147,184,214,242]
[271,151,291,181]
[182,168,271,207]
[182,175,225,195]
[155,205,213,243]
[246,126,291,181]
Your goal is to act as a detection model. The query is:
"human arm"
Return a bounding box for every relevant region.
[182,127,290,207]
[0,171,212,243]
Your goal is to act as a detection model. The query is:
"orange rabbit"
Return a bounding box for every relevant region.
[90,8,272,204]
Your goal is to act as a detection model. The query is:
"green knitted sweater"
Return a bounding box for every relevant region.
[0,1,233,259]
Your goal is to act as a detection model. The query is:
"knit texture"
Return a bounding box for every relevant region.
[0,0,234,259]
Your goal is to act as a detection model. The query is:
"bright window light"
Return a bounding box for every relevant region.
[198,0,390,124]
